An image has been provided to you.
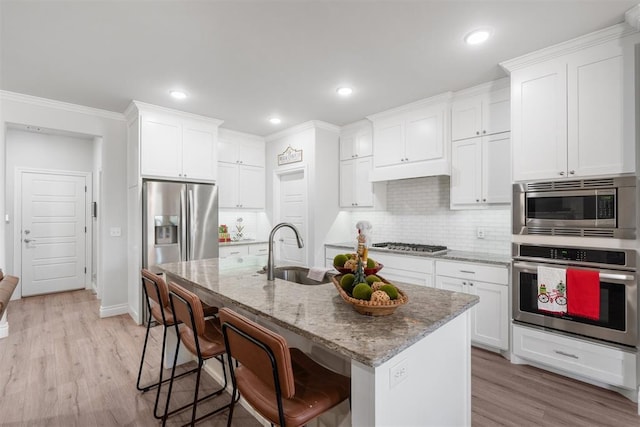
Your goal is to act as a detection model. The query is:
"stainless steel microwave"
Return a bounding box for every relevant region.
[513,176,636,239]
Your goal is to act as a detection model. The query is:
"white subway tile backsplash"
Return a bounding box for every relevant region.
[351,176,511,255]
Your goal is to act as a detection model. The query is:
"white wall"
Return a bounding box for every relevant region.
[4,128,96,297]
[0,91,129,315]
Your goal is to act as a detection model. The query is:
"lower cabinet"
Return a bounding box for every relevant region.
[220,243,268,260]
[513,324,636,389]
[436,260,509,350]
[325,246,434,287]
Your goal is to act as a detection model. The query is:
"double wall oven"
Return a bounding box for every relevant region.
[512,175,638,349]
[513,244,637,347]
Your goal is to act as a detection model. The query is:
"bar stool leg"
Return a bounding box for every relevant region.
[136,310,154,392]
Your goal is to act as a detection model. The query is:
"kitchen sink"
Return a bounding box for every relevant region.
[259,266,333,285]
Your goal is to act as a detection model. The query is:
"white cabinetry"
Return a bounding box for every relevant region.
[340,125,373,160]
[513,324,636,390]
[325,246,434,287]
[339,121,377,208]
[451,86,510,141]
[217,129,265,209]
[503,31,638,181]
[451,133,511,208]
[368,93,451,181]
[436,260,509,350]
[219,242,268,260]
[340,157,374,207]
[135,103,221,181]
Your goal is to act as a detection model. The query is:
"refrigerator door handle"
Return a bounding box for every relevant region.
[188,188,195,260]
[180,187,188,261]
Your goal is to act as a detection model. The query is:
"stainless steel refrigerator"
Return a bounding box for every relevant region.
[142,180,218,273]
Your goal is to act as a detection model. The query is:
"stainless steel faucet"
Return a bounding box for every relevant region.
[267,222,304,281]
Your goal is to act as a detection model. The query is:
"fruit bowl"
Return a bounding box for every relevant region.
[331,274,408,316]
[333,263,383,276]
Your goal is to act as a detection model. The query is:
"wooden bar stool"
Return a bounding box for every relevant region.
[219,307,351,427]
[136,269,218,419]
[163,282,232,426]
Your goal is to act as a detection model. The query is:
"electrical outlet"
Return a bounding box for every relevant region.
[109,227,122,237]
[476,227,486,239]
[389,359,408,389]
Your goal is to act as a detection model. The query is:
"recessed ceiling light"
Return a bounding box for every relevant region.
[464,28,492,45]
[269,117,282,125]
[170,90,187,99]
[336,87,353,96]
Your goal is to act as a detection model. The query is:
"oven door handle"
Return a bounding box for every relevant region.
[513,261,635,282]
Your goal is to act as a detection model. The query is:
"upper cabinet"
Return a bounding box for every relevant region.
[340,125,373,160]
[450,80,511,209]
[339,120,384,208]
[451,86,510,141]
[127,101,222,183]
[367,93,451,181]
[217,129,266,209]
[502,25,639,181]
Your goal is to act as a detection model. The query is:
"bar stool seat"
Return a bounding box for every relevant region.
[219,308,351,427]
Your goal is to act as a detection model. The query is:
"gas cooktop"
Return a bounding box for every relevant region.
[372,242,448,254]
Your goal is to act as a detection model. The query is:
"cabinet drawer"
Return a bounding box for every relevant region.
[248,244,268,256]
[513,324,636,389]
[435,260,507,285]
[372,252,434,274]
[219,245,249,259]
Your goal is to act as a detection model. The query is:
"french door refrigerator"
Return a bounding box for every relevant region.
[142,180,218,273]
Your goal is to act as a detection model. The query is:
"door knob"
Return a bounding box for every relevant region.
[24,238,35,243]
[24,229,31,235]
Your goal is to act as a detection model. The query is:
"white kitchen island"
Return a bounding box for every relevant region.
[159,257,478,426]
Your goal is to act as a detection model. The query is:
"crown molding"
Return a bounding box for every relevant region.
[218,127,265,142]
[265,120,340,142]
[128,100,224,126]
[1,90,125,121]
[451,77,510,100]
[626,4,640,31]
[500,23,638,73]
[366,91,453,122]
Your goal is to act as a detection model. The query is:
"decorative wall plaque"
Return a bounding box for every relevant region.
[277,145,303,165]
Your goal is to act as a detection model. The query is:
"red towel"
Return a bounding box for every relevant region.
[566,268,600,320]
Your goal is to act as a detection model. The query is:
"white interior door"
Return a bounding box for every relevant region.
[277,169,306,266]
[21,171,87,296]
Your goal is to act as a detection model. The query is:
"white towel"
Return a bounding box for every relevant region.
[537,266,567,314]
[307,267,331,282]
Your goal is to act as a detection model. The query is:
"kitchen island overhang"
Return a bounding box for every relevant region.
[158,257,478,426]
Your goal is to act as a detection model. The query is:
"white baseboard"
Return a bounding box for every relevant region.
[0,321,8,339]
[99,303,129,318]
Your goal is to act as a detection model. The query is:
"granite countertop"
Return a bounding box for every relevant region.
[219,239,268,247]
[158,257,478,368]
[325,242,512,267]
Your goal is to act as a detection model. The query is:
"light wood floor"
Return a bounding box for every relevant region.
[1,290,639,426]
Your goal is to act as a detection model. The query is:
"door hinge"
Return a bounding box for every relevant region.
[85,185,87,192]
[85,226,87,233]
[84,267,87,274]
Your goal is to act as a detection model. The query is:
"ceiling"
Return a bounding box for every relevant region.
[1,1,638,136]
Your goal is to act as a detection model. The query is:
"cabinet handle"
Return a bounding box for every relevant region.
[476,131,480,135]
[459,270,475,274]
[554,350,579,360]
[462,281,467,286]
[569,170,575,175]
[354,154,358,158]
[469,282,474,286]
[179,173,183,177]
[559,171,565,176]
[482,130,486,134]
[476,199,480,202]
[482,198,486,202]
[230,251,240,255]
